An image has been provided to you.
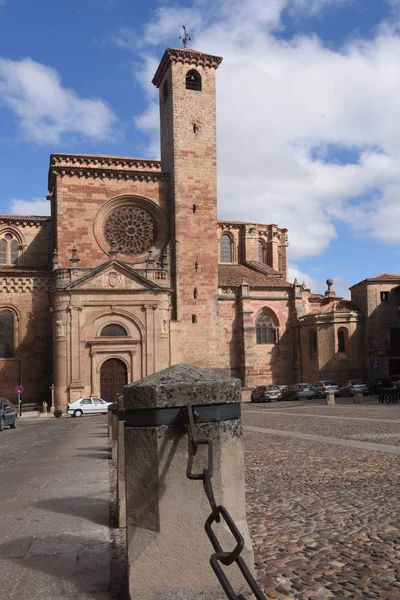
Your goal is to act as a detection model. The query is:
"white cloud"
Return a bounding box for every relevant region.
[0,58,116,144]
[9,197,50,216]
[132,0,400,261]
[288,264,350,298]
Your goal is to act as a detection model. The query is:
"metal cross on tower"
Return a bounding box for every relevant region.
[179,25,191,48]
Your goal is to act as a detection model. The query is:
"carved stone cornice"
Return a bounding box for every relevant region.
[48,154,168,189]
[0,215,51,227]
[152,48,223,88]
[49,166,169,188]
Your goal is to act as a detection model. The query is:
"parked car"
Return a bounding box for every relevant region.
[367,379,386,394]
[388,375,400,386]
[251,385,282,403]
[0,397,17,431]
[339,380,368,397]
[67,397,113,417]
[281,383,315,401]
[313,381,340,398]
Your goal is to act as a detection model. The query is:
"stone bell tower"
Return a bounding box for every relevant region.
[153,47,223,366]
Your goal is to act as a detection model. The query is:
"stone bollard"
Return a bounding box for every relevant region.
[124,364,255,600]
[116,394,126,529]
[325,392,335,405]
[107,403,115,439]
[353,391,363,404]
[111,405,119,462]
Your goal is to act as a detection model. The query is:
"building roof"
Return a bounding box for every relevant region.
[350,273,400,288]
[152,48,223,88]
[218,262,291,289]
[308,298,359,315]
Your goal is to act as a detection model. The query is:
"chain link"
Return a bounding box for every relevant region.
[184,404,266,600]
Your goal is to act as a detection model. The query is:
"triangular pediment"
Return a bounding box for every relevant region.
[66,260,162,291]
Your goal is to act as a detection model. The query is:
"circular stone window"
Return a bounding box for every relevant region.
[94,195,168,264]
[104,206,157,256]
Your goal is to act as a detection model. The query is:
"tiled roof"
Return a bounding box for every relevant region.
[309,299,359,315]
[350,273,400,288]
[245,261,282,277]
[368,273,400,281]
[218,264,292,288]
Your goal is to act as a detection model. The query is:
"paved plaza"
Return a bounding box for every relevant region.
[242,400,400,599]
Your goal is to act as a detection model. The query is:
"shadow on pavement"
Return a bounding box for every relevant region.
[36,496,109,527]
[0,533,110,598]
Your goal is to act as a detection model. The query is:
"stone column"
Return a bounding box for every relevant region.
[124,364,255,600]
[53,305,68,411]
[90,350,98,396]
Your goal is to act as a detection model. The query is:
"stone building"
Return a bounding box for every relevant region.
[0,46,397,410]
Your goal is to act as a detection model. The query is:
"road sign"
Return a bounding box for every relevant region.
[15,385,24,394]
[372,362,379,371]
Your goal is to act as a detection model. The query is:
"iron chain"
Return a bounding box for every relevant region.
[184,404,266,600]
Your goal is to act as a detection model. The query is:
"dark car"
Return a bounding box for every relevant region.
[367,379,386,394]
[281,383,315,401]
[0,397,17,431]
[368,378,398,394]
[251,385,282,403]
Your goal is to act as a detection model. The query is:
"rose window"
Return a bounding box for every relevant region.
[104,206,157,256]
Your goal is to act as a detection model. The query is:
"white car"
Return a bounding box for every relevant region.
[67,397,112,417]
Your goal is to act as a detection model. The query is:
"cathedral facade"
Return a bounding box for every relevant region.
[0,47,398,410]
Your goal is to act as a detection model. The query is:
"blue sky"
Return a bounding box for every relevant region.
[1,0,400,297]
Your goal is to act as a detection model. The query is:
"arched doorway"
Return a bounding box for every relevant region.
[100,358,128,403]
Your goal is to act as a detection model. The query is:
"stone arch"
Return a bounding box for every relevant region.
[81,308,145,343]
[0,225,25,247]
[97,354,130,374]
[254,306,279,328]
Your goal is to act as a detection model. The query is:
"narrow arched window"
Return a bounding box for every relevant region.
[258,240,266,264]
[338,328,348,353]
[0,310,14,358]
[256,312,276,345]
[0,233,19,265]
[186,69,202,91]
[100,324,128,337]
[10,240,18,264]
[0,240,6,264]
[220,234,233,263]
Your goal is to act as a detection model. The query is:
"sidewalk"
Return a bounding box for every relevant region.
[0,417,111,600]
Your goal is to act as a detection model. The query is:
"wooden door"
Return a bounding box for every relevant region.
[100,358,128,403]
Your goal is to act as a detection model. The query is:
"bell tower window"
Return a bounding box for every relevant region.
[0,233,19,265]
[186,69,202,91]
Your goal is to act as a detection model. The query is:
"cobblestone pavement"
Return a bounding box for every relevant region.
[242,402,400,600]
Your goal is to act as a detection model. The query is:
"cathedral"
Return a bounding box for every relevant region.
[1,46,399,410]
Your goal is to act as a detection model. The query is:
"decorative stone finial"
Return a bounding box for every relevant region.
[293,278,298,285]
[69,247,80,266]
[325,278,336,297]
[179,25,191,48]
